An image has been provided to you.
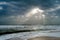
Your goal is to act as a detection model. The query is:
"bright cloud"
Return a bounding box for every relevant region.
[25,7,44,17]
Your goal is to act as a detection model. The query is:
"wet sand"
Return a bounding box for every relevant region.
[28,36,60,40]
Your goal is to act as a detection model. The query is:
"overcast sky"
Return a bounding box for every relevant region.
[0,0,60,25]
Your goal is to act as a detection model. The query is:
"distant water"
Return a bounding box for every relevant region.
[0,25,60,34]
[0,25,60,30]
[0,25,60,40]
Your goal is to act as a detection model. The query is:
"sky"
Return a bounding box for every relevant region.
[0,0,60,25]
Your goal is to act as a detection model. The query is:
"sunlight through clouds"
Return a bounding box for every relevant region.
[25,7,44,17]
[0,0,60,24]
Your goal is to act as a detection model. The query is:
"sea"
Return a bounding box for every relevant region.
[0,25,60,40]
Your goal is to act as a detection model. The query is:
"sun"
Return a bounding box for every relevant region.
[31,7,44,14]
[26,7,44,17]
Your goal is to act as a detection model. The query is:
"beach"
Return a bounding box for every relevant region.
[28,36,60,40]
[7,36,60,40]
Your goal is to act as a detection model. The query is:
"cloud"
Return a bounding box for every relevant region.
[0,6,3,10]
[0,0,60,25]
[0,1,29,17]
